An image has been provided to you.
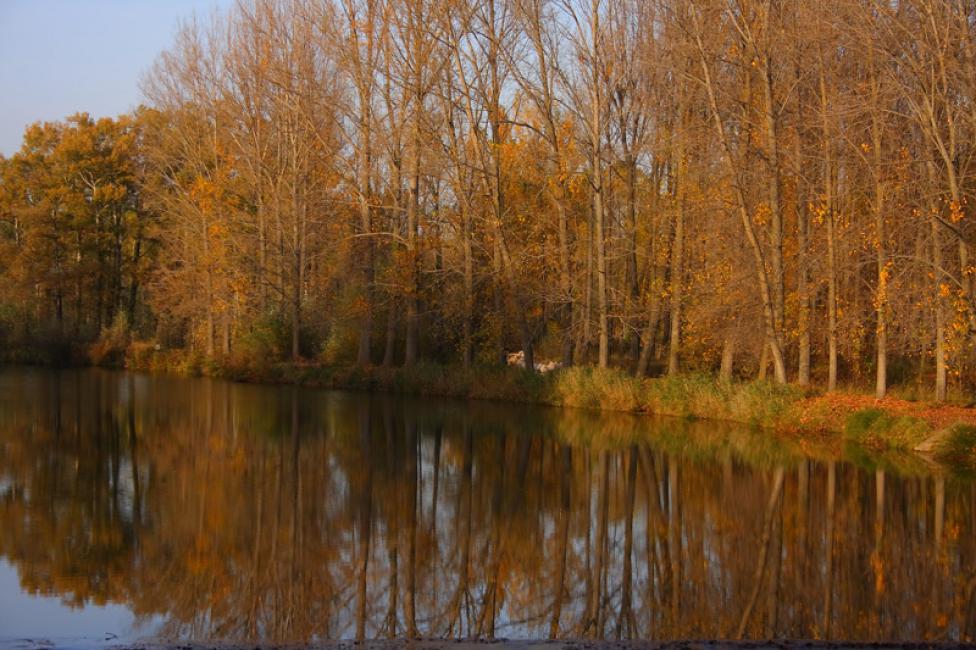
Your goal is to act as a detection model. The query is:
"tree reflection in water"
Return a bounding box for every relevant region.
[0,367,974,642]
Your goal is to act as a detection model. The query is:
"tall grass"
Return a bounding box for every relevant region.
[844,407,931,450]
[934,424,976,468]
[644,373,801,425]
[549,366,644,411]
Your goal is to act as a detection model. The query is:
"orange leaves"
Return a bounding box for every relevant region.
[752,201,771,226]
[949,200,965,223]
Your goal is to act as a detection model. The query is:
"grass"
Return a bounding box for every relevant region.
[934,424,976,469]
[644,372,802,425]
[843,407,932,451]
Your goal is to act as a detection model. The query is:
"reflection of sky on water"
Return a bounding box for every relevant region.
[0,559,157,647]
[0,367,972,643]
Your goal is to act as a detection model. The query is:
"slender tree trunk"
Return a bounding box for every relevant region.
[636,289,662,377]
[870,61,887,400]
[720,336,735,381]
[795,130,811,386]
[557,198,574,366]
[462,203,474,368]
[818,60,839,391]
[761,53,786,361]
[925,160,947,400]
[590,3,609,369]
[694,19,786,384]
[357,160,374,366]
[383,298,396,367]
[667,171,684,377]
[626,156,640,362]
[404,63,422,366]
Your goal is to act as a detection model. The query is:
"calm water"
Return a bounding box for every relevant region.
[0,367,974,645]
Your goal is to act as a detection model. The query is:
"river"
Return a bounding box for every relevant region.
[0,367,972,645]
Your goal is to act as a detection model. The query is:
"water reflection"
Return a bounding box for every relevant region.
[0,367,974,642]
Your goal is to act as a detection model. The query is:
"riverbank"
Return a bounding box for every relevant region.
[104,344,976,461]
[6,340,976,461]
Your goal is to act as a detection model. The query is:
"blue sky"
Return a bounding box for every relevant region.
[0,0,234,156]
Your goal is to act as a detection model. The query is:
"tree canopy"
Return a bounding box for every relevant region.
[3,0,976,399]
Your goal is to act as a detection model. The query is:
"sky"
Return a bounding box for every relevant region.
[0,0,234,156]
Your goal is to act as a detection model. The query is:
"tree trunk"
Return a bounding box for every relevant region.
[926,160,947,401]
[720,336,735,381]
[694,19,786,384]
[590,4,609,369]
[667,178,684,377]
[818,59,839,391]
[870,58,887,400]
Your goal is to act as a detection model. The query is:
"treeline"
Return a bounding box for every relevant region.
[2,0,976,398]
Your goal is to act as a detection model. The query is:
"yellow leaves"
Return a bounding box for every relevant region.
[810,200,832,225]
[190,176,218,212]
[567,173,588,197]
[207,220,229,240]
[753,202,771,226]
[879,260,893,285]
[860,142,871,153]
[949,200,965,223]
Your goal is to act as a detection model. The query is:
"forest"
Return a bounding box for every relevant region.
[2,0,976,401]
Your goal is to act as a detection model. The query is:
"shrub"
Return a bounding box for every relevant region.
[935,424,976,467]
[224,315,290,377]
[844,407,931,450]
[319,320,359,365]
[88,312,131,368]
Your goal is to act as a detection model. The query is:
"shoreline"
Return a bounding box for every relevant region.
[5,638,975,650]
[8,344,976,462]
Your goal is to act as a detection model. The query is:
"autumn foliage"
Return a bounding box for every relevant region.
[3,0,976,400]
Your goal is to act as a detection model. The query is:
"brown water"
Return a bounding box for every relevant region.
[0,367,974,645]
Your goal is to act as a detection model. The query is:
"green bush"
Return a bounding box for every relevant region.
[844,407,931,450]
[935,424,976,467]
